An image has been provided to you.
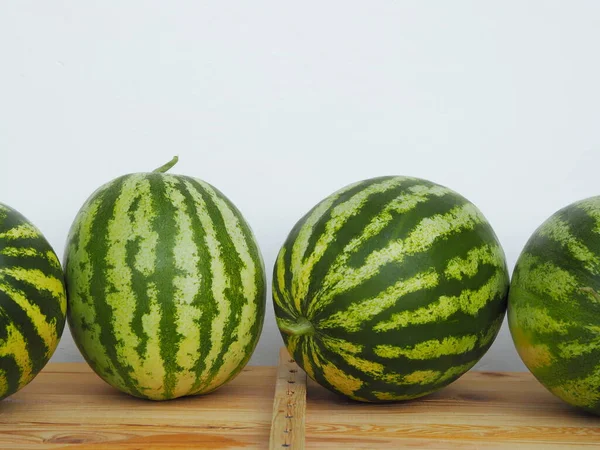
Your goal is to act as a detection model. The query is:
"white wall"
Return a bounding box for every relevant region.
[1,1,599,371]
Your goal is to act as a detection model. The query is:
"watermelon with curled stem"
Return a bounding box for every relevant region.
[64,157,266,400]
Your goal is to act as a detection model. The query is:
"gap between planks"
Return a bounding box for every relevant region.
[269,348,307,450]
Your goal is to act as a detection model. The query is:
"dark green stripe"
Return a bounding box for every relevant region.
[206,181,266,379]
[281,220,305,311]
[314,220,500,326]
[313,337,485,402]
[281,178,393,315]
[301,177,401,267]
[303,179,427,315]
[324,266,505,345]
[147,174,182,399]
[0,247,62,278]
[568,201,600,254]
[0,354,22,400]
[0,207,30,246]
[125,190,153,362]
[177,177,216,392]
[0,290,50,375]
[0,274,65,332]
[347,188,468,269]
[518,240,600,323]
[82,175,144,398]
[184,178,245,391]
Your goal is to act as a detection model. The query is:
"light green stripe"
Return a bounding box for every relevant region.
[397,370,441,385]
[514,254,578,303]
[508,304,570,335]
[549,365,600,409]
[132,182,159,277]
[195,179,260,392]
[137,282,164,393]
[558,335,600,359]
[299,339,314,379]
[0,323,32,389]
[538,216,600,274]
[293,178,404,306]
[333,349,385,380]
[318,269,439,332]
[0,223,39,240]
[339,184,453,258]
[125,176,163,391]
[66,185,126,389]
[0,267,65,304]
[321,359,363,397]
[445,244,505,281]
[373,389,437,401]
[374,268,507,332]
[479,316,503,347]
[313,202,485,315]
[0,247,40,258]
[183,180,230,389]
[273,289,293,317]
[320,335,363,354]
[0,247,61,270]
[373,360,477,401]
[285,335,299,360]
[0,282,60,355]
[289,180,363,310]
[104,175,163,394]
[576,198,600,234]
[274,248,296,316]
[436,360,478,383]
[0,369,6,398]
[162,177,202,397]
[309,337,325,370]
[375,335,478,360]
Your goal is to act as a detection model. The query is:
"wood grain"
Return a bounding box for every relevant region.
[0,364,276,449]
[269,348,307,450]
[1,356,599,449]
[306,371,600,449]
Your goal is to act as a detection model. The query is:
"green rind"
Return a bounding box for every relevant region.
[508,196,600,415]
[0,203,67,400]
[64,172,266,400]
[273,176,508,402]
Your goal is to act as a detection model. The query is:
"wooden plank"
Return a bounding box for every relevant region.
[1,353,600,449]
[306,371,600,449]
[269,348,307,450]
[0,363,276,449]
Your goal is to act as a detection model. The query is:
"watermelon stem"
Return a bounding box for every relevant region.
[278,317,314,336]
[153,156,179,173]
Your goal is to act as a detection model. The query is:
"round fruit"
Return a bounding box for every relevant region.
[64,157,266,400]
[273,176,509,402]
[509,196,600,414]
[0,204,67,400]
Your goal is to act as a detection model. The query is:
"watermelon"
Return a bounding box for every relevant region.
[64,157,266,400]
[509,196,600,414]
[273,176,509,402]
[0,204,67,400]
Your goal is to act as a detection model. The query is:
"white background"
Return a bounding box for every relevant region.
[1,1,599,371]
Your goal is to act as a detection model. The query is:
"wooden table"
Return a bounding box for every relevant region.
[1,361,598,449]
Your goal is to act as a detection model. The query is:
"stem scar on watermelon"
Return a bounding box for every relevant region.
[64,156,266,400]
[273,176,509,402]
